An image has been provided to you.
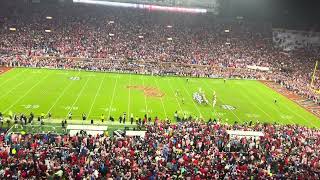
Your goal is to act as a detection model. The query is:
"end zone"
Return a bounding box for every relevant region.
[0,67,12,75]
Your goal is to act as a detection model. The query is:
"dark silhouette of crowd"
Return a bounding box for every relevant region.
[0,120,319,179]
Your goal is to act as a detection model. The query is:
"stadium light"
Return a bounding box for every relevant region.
[73,0,207,14]
[45,29,52,33]
[138,35,144,39]
[167,25,173,28]
[109,33,114,37]
[108,20,114,24]
[167,37,173,41]
[46,16,53,20]
[9,27,16,31]
[224,29,230,33]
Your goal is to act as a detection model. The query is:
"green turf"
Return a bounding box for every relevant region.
[0,67,319,128]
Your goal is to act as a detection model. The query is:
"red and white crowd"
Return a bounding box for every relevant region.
[0,121,320,179]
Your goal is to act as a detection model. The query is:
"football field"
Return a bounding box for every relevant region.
[0,68,319,128]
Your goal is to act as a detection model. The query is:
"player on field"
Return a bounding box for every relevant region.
[41,112,45,120]
[101,114,105,122]
[48,112,52,120]
[68,112,72,120]
[175,89,180,97]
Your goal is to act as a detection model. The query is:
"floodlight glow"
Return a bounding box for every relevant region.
[138,35,144,39]
[45,29,52,33]
[9,27,16,31]
[73,0,207,13]
[167,37,173,41]
[109,33,114,36]
[108,20,114,24]
[167,25,172,28]
[46,16,53,20]
[224,29,230,33]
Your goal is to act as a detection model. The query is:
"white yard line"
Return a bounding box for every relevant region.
[127,74,131,117]
[46,71,81,115]
[0,68,27,87]
[179,79,202,117]
[141,76,148,113]
[3,71,52,113]
[202,79,242,122]
[0,81,28,101]
[248,84,298,125]
[153,76,168,118]
[258,82,318,128]
[284,105,318,128]
[237,83,274,120]
[107,74,119,119]
[65,74,91,118]
[87,73,106,118]
[166,78,183,113]
[0,70,33,101]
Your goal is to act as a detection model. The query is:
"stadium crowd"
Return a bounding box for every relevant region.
[0,120,319,179]
[0,4,320,103]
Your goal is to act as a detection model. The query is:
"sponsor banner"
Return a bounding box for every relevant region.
[247,65,270,71]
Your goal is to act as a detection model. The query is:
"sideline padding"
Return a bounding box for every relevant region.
[67,125,108,136]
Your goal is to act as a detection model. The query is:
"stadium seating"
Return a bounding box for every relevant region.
[0,121,319,179]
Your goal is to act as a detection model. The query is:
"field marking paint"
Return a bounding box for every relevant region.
[21,104,40,109]
[100,107,116,112]
[3,72,52,113]
[281,101,318,127]
[166,78,183,113]
[0,69,27,87]
[258,82,319,128]
[179,79,202,117]
[46,71,81,115]
[87,73,106,118]
[202,79,242,122]
[0,81,28,101]
[237,83,274,120]
[280,114,293,120]
[107,74,119,118]
[65,75,91,118]
[64,106,78,110]
[255,83,313,126]
[127,74,131,117]
[152,76,168,118]
[141,76,148,115]
[245,113,261,118]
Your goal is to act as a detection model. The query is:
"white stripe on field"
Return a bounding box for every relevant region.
[0,69,27,87]
[179,79,202,117]
[87,73,106,118]
[141,75,148,114]
[202,79,242,122]
[107,74,119,119]
[127,74,131,117]
[3,71,52,113]
[166,78,183,113]
[46,71,81,115]
[65,74,91,118]
[153,75,168,118]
